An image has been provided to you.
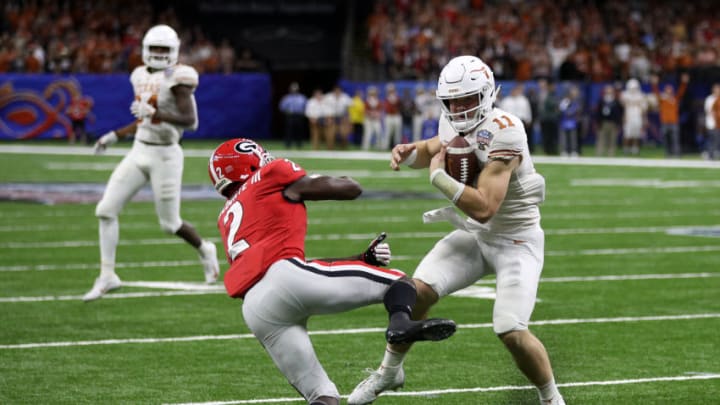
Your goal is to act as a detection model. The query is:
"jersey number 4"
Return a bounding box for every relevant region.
[224,201,250,260]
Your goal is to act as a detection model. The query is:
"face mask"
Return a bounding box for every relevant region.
[604,94,614,102]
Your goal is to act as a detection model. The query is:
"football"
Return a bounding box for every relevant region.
[445,136,481,185]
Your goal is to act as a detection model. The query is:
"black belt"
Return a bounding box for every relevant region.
[138,139,173,146]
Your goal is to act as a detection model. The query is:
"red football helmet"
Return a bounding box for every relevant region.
[208,138,274,194]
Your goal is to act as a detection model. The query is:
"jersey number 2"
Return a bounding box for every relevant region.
[224,201,250,260]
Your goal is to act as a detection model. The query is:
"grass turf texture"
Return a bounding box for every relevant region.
[1,141,719,404]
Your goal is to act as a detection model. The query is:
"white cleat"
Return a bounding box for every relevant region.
[347,366,404,405]
[198,241,220,284]
[82,273,122,302]
[542,395,566,405]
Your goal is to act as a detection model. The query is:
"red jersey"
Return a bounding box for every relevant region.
[218,158,307,298]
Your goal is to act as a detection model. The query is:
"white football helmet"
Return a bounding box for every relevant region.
[626,78,640,91]
[436,55,498,133]
[142,24,180,70]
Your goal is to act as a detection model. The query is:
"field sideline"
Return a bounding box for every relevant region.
[1,142,719,404]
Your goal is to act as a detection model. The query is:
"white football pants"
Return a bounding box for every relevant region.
[241,258,407,402]
[413,226,544,334]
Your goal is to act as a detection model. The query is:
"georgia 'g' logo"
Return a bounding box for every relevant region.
[235,140,258,154]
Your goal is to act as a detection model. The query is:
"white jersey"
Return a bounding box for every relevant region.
[130,64,199,144]
[438,108,545,234]
[620,90,647,125]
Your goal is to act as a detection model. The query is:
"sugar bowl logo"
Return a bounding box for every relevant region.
[475,129,493,150]
[0,78,93,140]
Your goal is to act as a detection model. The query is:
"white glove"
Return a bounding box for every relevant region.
[362,232,391,266]
[130,100,156,120]
[93,131,118,155]
[373,242,392,266]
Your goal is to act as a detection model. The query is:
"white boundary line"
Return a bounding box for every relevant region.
[2,313,718,350]
[3,145,720,168]
[167,373,720,404]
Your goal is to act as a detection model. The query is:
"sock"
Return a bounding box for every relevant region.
[383,279,416,318]
[98,217,119,277]
[380,346,406,369]
[537,377,561,402]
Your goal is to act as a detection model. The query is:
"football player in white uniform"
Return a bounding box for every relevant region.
[83,24,220,302]
[349,56,565,405]
[620,78,648,156]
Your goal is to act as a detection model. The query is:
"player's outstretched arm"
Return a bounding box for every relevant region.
[93,122,137,154]
[390,137,441,170]
[284,174,362,201]
[313,232,392,266]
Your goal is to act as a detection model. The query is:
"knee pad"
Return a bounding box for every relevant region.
[158,217,182,234]
[493,311,527,335]
[95,199,118,220]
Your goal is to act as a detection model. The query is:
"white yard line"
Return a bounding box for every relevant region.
[168,373,720,404]
[1,271,717,302]
[3,231,719,251]
[1,313,718,350]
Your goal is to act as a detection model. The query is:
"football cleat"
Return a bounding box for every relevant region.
[385,318,457,345]
[198,241,220,284]
[82,273,122,302]
[542,395,566,405]
[347,366,404,405]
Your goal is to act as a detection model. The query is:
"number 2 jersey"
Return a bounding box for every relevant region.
[217,158,308,298]
[130,64,199,145]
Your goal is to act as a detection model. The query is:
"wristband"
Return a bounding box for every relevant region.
[430,168,465,203]
[403,148,418,166]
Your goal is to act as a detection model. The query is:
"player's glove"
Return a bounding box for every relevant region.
[93,131,118,155]
[130,100,156,120]
[362,232,391,266]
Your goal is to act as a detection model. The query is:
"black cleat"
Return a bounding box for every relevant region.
[385,318,457,345]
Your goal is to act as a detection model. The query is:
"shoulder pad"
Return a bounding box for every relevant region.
[483,109,526,160]
[168,65,199,88]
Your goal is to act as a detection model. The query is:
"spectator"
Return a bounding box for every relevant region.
[382,83,403,150]
[559,85,582,157]
[594,84,623,156]
[278,82,307,149]
[400,87,415,144]
[65,94,95,144]
[362,86,384,150]
[703,83,720,160]
[499,84,534,152]
[305,89,328,150]
[412,85,430,142]
[324,85,352,150]
[348,89,366,147]
[651,73,689,157]
[537,79,561,155]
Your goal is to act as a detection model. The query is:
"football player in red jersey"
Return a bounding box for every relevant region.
[208,138,457,405]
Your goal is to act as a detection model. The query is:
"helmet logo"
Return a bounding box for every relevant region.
[235,140,258,154]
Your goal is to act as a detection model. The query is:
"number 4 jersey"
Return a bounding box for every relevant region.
[217,158,308,298]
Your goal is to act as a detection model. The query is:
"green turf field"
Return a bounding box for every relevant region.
[1,141,719,404]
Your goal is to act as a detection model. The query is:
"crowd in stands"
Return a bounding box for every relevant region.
[277,79,720,160]
[0,0,263,74]
[365,0,720,82]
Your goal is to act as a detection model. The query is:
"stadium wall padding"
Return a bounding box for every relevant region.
[0,73,272,140]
